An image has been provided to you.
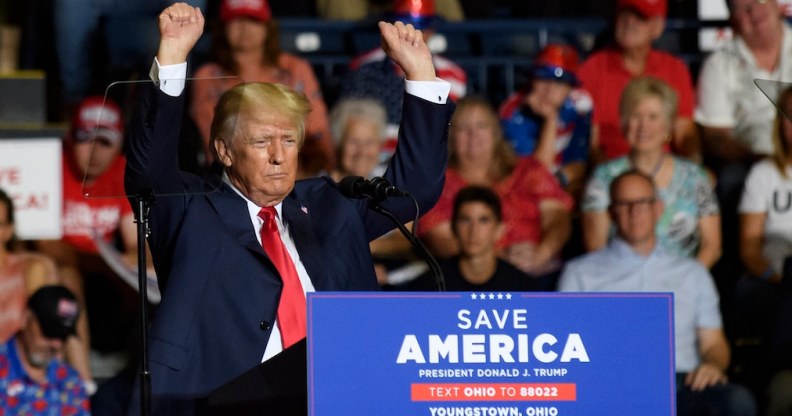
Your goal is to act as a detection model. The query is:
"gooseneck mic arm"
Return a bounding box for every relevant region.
[339,176,446,291]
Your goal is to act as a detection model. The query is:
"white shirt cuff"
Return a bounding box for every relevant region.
[405,78,451,104]
[149,57,187,97]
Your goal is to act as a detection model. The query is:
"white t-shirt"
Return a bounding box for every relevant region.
[695,24,792,155]
[739,159,792,272]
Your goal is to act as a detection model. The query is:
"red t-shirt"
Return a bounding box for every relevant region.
[419,157,573,248]
[61,154,132,254]
[578,47,695,160]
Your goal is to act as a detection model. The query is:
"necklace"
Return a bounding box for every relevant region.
[631,153,666,178]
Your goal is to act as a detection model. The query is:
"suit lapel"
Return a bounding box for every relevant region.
[206,184,268,262]
[206,185,325,287]
[282,195,327,290]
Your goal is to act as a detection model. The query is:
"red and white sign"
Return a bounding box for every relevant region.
[0,138,62,240]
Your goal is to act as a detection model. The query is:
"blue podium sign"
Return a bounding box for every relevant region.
[307,292,675,416]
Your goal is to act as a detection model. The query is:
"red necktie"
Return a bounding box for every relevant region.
[258,206,306,348]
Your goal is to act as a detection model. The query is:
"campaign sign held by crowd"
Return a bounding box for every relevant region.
[307,292,674,416]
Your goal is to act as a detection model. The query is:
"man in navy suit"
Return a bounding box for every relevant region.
[124,2,453,413]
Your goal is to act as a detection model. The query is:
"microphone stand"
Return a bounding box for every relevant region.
[368,200,445,291]
[134,190,155,416]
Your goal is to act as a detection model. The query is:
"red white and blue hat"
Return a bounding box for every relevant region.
[532,44,580,86]
[390,0,442,30]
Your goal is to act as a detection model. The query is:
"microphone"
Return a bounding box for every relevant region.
[338,176,409,201]
[339,176,445,290]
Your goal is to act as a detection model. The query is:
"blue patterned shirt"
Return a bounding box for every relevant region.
[499,89,593,171]
[0,337,89,415]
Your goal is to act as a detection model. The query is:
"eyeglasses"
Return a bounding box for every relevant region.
[611,196,656,214]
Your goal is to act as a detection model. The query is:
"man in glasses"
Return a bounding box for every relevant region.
[559,170,757,415]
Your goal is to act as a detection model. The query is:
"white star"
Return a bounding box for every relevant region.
[471,293,478,300]
[480,292,487,300]
[506,293,512,300]
[488,293,495,299]
[497,293,504,300]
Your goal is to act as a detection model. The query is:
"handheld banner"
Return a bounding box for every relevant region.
[308,292,675,416]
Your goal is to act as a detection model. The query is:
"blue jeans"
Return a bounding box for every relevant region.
[53,0,206,104]
[676,373,757,416]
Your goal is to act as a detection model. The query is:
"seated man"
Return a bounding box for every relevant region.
[405,186,539,292]
[559,170,756,415]
[0,286,89,414]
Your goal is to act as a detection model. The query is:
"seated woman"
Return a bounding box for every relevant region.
[328,97,415,284]
[190,0,333,177]
[0,189,58,341]
[581,77,721,268]
[419,96,573,290]
[0,188,93,392]
[328,97,388,182]
[739,83,792,290]
[738,84,792,415]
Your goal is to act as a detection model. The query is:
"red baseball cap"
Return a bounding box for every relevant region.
[617,0,667,18]
[220,0,272,22]
[71,96,123,144]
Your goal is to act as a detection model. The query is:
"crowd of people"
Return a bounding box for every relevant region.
[2,0,792,414]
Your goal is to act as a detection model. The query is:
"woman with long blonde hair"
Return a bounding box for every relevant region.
[420,96,573,290]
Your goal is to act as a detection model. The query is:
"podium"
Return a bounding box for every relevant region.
[207,339,307,416]
[307,292,675,416]
[200,292,674,416]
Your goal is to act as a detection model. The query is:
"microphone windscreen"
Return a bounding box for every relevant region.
[338,176,366,198]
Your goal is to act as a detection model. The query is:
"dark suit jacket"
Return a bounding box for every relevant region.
[124,84,453,412]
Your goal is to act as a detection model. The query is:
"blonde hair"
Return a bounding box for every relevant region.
[771,86,792,178]
[210,82,311,155]
[449,96,516,180]
[619,76,678,135]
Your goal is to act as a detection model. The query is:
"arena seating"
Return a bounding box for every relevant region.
[276,17,711,107]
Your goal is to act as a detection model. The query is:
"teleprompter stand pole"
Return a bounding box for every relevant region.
[134,190,155,416]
